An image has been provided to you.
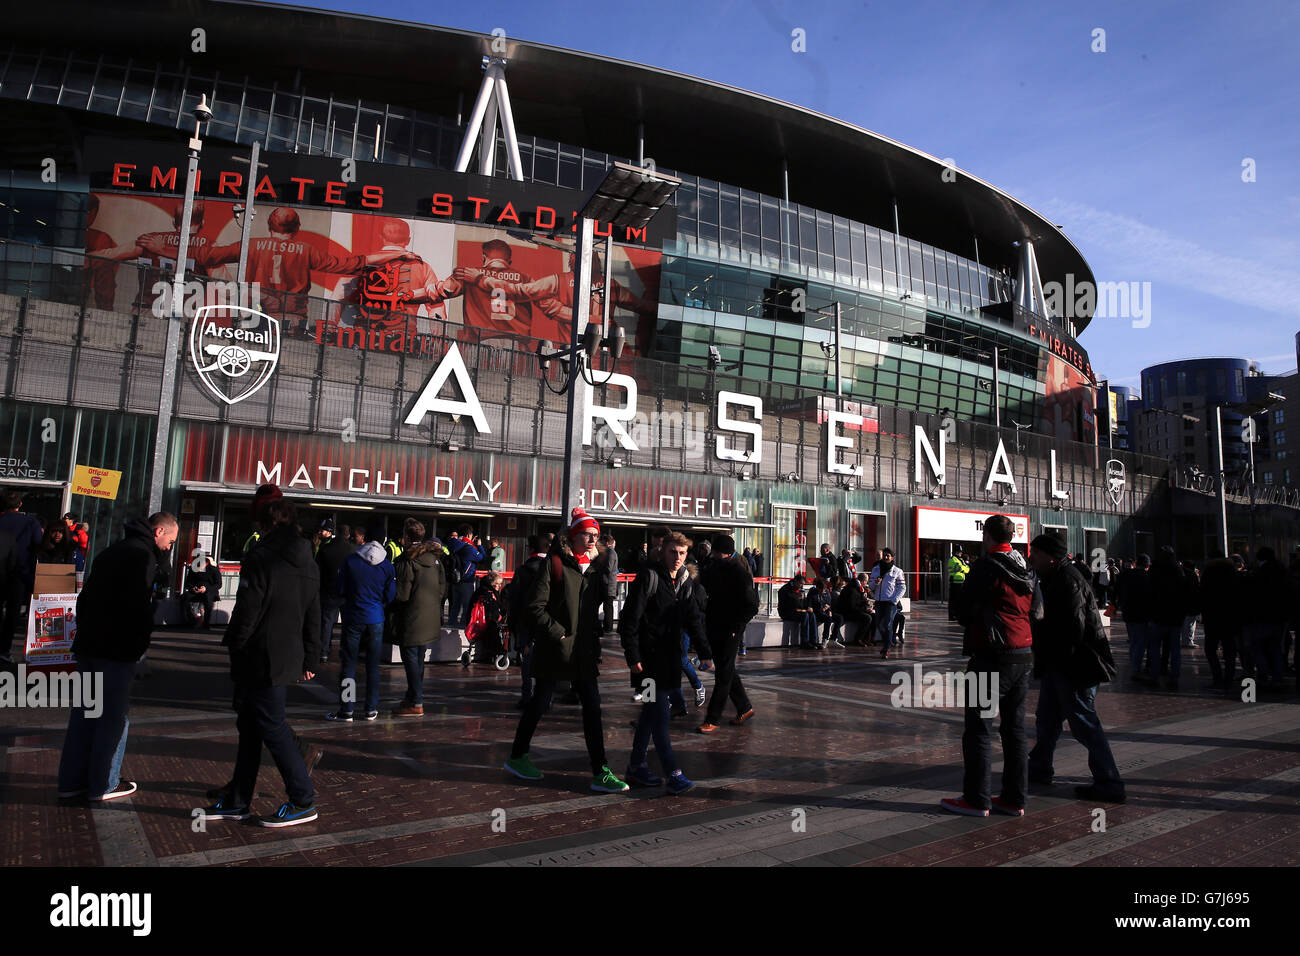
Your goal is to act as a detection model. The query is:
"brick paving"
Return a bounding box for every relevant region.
[2,606,1297,867]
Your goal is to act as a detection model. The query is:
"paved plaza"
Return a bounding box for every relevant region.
[2,606,1298,867]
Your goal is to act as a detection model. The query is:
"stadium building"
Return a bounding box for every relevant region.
[1,0,1181,595]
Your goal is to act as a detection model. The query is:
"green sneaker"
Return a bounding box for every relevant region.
[504,754,544,781]
[590,766,630,793]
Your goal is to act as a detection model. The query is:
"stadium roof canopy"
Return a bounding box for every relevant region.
[13,0,1097,329]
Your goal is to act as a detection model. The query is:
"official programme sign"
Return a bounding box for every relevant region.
[70,465,123,500]
[915,506,1030,544]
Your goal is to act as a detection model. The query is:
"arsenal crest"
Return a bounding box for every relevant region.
[189,306,280,405]
[358,262,412,326]
[1105,459,1126,506]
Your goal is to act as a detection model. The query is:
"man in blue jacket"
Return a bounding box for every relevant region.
[328,524,395,721]
[446,524,486,628]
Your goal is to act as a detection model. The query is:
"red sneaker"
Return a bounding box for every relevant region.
[940,796,989,817]
[990,796,1025,817]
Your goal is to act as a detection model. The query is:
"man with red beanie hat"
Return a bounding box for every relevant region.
[504,508,628,793]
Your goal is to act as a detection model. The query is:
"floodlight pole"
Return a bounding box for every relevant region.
[148,97,208,516]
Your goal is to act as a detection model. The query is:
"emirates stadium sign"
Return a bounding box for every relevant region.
[189,306,281,405]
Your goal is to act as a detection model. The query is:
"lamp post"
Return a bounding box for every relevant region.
[536,162,680,524]
[147,93,211,515]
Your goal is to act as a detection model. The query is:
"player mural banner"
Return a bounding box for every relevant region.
[84,191,663,357]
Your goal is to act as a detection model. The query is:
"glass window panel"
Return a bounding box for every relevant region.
[741,194,761,235]
[557,148,581,188]
[149,71,183,124]
[761,200,781,239]
[719,187,740,231]
[697,182,719,225]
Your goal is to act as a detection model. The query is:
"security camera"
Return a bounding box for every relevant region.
[193,93,213,124]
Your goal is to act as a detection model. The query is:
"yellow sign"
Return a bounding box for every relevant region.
[71,464,123,500]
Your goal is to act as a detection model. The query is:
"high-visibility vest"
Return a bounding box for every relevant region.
[947,555,969,583]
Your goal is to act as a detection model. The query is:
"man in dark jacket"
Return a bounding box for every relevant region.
[620,532,712,792]
[697,535,757,734]
[507,533,553,708]
[1244,547,1291,687]
[777,574,817,647]
[590,533,619,634]
[1145,547,1190,690]
[0,488,43,663]
[446,525,486,627]
[1199,555,1243,693]
[328,524,395,721]
[57,512,178,802]
[1026,534,1125,803]
[837,574,875,645]
[314,520,354,663]
[183,555,222,628]
[392,519,445,717]
[505,508,628,793]
[201,498,320,827]
[942,514,1035,818]
[0,528,18,661]
[1118,554,1152,683]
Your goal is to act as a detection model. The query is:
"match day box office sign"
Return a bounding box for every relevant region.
[26,593,79,669]
[34,563,77,599]
[71,464,124,500]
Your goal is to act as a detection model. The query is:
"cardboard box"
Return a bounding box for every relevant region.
[33,563,77,598]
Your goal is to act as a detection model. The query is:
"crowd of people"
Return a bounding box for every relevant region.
[13,476,1298,828]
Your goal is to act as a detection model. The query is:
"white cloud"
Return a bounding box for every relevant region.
[1039,199,1300,319]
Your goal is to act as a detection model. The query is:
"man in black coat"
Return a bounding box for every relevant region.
[1199,555,1243,693]
[1026,534,1125,803]
[183,555,222,628]
[1117,554,1152,683]
[57,513,178,802]
[697,535,758,734]
[202,498,321,827]
[620,532,712,792]
[0,488,42,664]
[1145,547,1191,690]
[314,519,355,663]
[0,528,17,663]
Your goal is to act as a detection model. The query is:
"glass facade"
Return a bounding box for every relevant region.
[0,42,1079,428]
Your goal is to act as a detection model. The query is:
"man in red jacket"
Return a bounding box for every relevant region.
[942,514,1036,818]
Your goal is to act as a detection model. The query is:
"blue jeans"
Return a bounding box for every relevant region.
[1029,671,1124,795]
[232,684,314,808]
[630,690,678,775]
[449,580,475,628]
[339,620,383,714]
[57,655,135,797]
[681,633,701,690]
[961,652,1032,811]
[400,645,427,706]
[875,602,899,646]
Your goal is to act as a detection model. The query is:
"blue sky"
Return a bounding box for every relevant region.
[301,0,1300,389]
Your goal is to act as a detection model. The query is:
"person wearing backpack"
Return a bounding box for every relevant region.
[620,532,712,792]
[506,533,552,708]
[446,526,486,628]
[392,520,445,717]
[504,509,628,794]
[1026,533,1124,804]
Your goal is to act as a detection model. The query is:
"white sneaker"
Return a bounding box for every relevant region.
[694,686,707,707]
[91,780,138,802]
